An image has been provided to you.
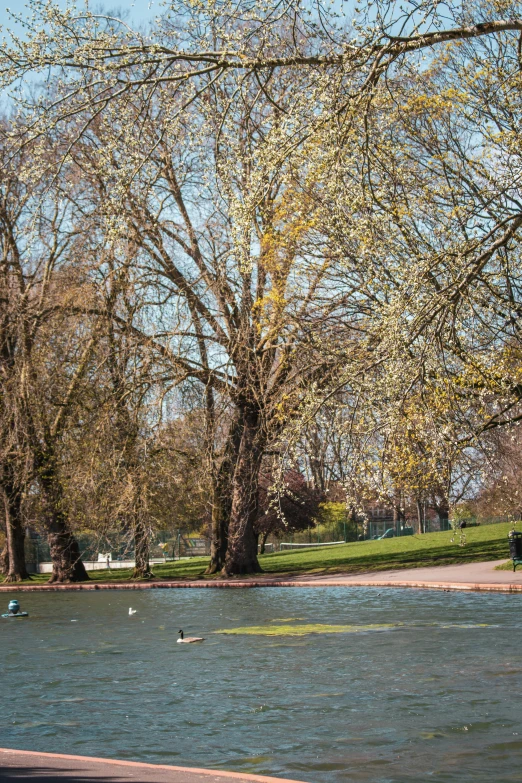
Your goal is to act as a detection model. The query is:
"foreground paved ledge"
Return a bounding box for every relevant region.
[0,749,307,783]
[1,561,522,594]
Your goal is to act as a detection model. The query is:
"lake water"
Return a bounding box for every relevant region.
[0,587,521,783]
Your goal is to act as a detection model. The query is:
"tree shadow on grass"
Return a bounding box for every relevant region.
[0,764,228,783]
[262,538,510,576]
[0,767,124,783]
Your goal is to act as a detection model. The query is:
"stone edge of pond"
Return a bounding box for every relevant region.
[0,748,309,783]
[1,578,522,592]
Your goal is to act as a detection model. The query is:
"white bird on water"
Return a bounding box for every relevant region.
[129,608,137,615]
[177,629,204,643]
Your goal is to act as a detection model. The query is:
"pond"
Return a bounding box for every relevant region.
[0,587,521,783]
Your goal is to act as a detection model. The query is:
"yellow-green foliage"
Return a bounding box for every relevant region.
[451,505,476,527]
[318,502,346,525]
[289,501,347,543]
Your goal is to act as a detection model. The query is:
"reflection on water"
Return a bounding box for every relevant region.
[0,587,521,783]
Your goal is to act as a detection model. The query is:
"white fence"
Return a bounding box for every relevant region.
[279,540,345,550]
[27,558,168,574]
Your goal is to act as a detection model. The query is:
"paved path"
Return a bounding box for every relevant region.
[296,559,522,591]
[1,560,521,593]
[0,750,306,783]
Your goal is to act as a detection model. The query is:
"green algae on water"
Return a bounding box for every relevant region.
[214,622,400,636]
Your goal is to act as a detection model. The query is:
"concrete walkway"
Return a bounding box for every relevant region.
[0,750,306,783]
[296,559,522,591]
[1,560,521,593]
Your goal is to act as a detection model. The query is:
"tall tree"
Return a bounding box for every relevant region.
[0,129,96,582]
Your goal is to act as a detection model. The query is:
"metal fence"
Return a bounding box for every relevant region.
[23,530,211,566]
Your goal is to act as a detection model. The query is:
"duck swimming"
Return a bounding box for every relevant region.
[177,629,204,643]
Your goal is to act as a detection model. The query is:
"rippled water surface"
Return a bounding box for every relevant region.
[1,587,521,782]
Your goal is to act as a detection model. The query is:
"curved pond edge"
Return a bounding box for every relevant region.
[1,576,522,593]
[0,749,309,783]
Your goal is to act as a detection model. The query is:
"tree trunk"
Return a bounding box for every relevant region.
[206,486,230,574]
[431,500,450,531]
[4,490,29,582]
[132,517,154,579]
[39,455,89,583]
[259,530,270,555]
[416,498,424,534]
[0,541,9,575]
[223,406,265,576]
[205,412,244,574]
[1,470,30,582]
[47,524,89,583]
[393,493,405,538]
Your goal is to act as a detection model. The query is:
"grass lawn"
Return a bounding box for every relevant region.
[5,522,513,585]
[495,559,519,571]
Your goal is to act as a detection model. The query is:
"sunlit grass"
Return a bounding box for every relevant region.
[5,522,512,585]
[257,522,511,576]
[495,560,519,571]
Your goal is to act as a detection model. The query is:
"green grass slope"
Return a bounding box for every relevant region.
[258,522,511,576]
[6,522,513,585]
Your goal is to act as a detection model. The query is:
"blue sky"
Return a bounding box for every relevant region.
[0,1,159,37]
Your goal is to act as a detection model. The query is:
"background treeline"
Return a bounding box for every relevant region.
[2,0,522,581]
